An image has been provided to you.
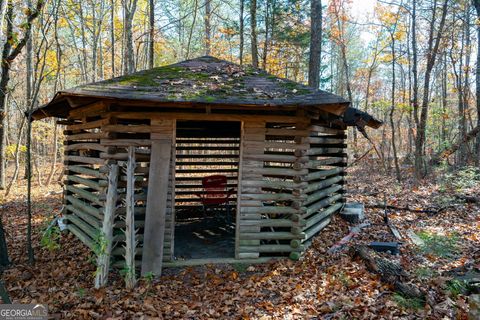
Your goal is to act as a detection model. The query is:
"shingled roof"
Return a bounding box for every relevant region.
[32,56,350,120]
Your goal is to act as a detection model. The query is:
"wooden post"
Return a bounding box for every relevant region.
[124,147,137,288]
[94,164,119,288]
[141,120,174,276]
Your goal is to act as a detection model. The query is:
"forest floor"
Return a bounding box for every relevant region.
[1,161,479,319]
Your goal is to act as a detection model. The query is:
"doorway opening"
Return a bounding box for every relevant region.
[173,120,241,260]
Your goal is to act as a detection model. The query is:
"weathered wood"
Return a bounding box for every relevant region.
[65,204,102,229]
[305,176,343,193]
[305,194,343,216]
[66,165,106,179]
[66,175,107,191]
[66,214,99,239]
[66,185,104,206]
[239,219,296,228]
[66,195,103,219]
[66,132,109,141]
[305,202,343,229]
[141,120,174,276]
[239,244,304,253]
[67,118,109,131]
[305,184,342,205]
[124,147,137,289]
[95,164,119,288]
[304,217,331,241]
[305,167,344,181]
[65,155,105,165]
[65,143,109,152]
[240,232,305,240]
[66,224,95,249]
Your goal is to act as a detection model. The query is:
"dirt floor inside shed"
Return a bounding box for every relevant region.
[1,161,479,319]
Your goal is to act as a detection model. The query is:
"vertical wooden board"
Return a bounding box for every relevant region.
[141,120,174,276]
[94,164,118,288]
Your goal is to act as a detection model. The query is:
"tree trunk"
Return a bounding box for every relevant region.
[474,0,480,165]
[0,0,44,189]
[122,0,138,75]
[414,0,448,179]
[308,0,322,88]
[250,0,258,67]
[239,0,244,64]
[148,0,154,69]
[390,34,401,182]
[204,0,211,55]
[45,123,58,185]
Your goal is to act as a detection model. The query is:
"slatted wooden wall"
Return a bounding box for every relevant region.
[300,119,346,247]
[63,102,111,250]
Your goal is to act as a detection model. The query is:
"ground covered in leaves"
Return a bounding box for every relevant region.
[1,163,479,319]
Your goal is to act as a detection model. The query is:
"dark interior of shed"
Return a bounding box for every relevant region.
[173,120,240,260]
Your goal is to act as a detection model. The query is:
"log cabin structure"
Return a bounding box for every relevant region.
[32,56,381,285]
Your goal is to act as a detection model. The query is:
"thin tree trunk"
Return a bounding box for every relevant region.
[5,117,25,196]
[250,0,258,67]
[390,33,401,181]
[122,0,138,74]
[204,0,211,55]
[414,0,448,179]
[474,0,480,165]
[111,0,116,76]
[239,0,244,64]
[308,0,322,88]
[148,0,154,68]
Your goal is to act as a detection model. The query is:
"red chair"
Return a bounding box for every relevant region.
[196,175,235,220]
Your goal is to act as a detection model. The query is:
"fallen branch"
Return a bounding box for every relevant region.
[430,125,480,165]
[351,245,424,300]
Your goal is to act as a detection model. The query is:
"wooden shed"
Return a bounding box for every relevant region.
[32,56,380,282]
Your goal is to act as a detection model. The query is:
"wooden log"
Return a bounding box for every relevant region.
[306,167,344,181]
[240,193,305,201]
[305,184,342,205]
[66,214,99,243]
[304,148,344,156]
[309,124,345,135]
[239,219,296,228]
[124,148,137,289]
[240,231,305,240]
[241,180,306,189]
[100,139,152,147]
[66,185,104,206]
[305,202,343,229]
[296,136,344,144]
[240,206,304,214]
[66,165,106,179]
[243,167,307,177]
[66,175,107,191]
[305,176,343,193]
[65,205,102,229]
[304,217,331,241]
[66,195,103,219]
[67,118,109,131]
[65,143,108,152]
[305,194,342,216]
[66,224,95,249]
[66,132,109,141]
[141,120,173,276]
[95,164,119,288]
[65,155,105,165]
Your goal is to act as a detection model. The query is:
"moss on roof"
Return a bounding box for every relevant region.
[33,56,350,119]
